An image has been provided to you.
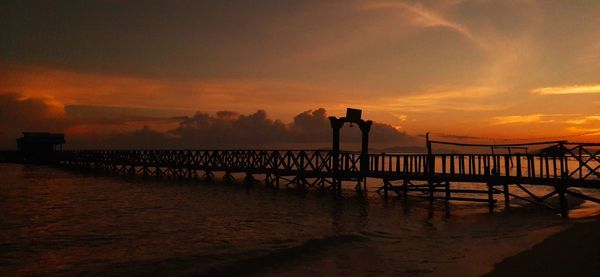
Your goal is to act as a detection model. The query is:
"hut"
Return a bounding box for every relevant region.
[16,132,65,163]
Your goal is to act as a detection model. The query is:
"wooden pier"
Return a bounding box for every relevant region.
[53,140,600,217]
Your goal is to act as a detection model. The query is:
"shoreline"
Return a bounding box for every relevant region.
[484,216,600,277]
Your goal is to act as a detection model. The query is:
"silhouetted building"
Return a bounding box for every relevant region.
[16,132,65,163]
[538,144,566,156]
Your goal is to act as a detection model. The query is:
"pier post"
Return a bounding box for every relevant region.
[558,171,569,217]
[503,183,510,208]
[444,180,450,202]
[155,166,162,178]
[383,179,389,198]
[244,172,256,185]
[558,186,568,217]
[485,166,494,213]
[426,133,434,203]
[223,172,235,184]
[558,142,569,217]
[204,170,213,182]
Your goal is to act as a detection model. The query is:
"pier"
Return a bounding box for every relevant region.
[1,110,599,217]
[53,141,599,215]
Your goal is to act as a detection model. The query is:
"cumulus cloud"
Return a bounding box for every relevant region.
[105,108,417,149]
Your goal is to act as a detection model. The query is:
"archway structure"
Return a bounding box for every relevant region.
[328,108,372,194]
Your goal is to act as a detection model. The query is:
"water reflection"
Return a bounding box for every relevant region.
[0,164,585,276]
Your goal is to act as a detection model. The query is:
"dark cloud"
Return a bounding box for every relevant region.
[103,126,176,149]
[170,110,289,148]
[64,104,192,124]
[0,92,417,149]
[106,108,417,149]
[0,92,68,148]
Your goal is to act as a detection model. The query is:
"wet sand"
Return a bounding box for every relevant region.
[485,217,600,277]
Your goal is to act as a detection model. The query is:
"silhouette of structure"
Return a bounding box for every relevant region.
[1,110,599,217]
[17,132,65,152]
[329,108,372,193]
[16,132,65,163]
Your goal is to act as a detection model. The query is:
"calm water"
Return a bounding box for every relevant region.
[0,164,587,276]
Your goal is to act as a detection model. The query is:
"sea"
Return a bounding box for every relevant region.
[1,163,598,276]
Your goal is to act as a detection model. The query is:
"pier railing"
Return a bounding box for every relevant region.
[56,147,599,185]
[369,153,598,181]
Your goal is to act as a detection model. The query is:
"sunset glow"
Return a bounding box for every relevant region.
[2,2,600,276]
[2,1,600,148]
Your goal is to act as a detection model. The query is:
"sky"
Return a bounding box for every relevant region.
[1,0,599,149]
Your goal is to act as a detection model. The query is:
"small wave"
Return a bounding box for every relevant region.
[200,234,369,276]
[68,234,369,276]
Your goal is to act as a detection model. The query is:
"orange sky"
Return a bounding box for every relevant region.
[1,1,600,148]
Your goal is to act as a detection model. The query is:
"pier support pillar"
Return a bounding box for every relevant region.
[383,179,389,198]
[428,181,434,203]
[557,186,568,217]
[244,173,256,185]
[503,183,510,208]
[203,171,214,182]
[444,181,450,202]
[487,182,494,213]
[485,166,494,213]
[223,172,235,184]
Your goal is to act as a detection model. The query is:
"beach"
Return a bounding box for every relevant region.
[485,217,600,277]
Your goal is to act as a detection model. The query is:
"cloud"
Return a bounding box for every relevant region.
[565,127,600,137]
[105,108,417,149]
[565,115,600,125]
[0,92,69,148]
[64,104,191,125]
[379,87,501,112]
[0,63,392,121]
[531,84,600,95]
[359,0,486,48]
[434,133,483,140]
[0,94,416,149]
[491,114,548,125]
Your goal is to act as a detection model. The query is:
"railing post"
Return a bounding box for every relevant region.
[558,142,569,217]
[485,166,494,213]
[426,132,434,203]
